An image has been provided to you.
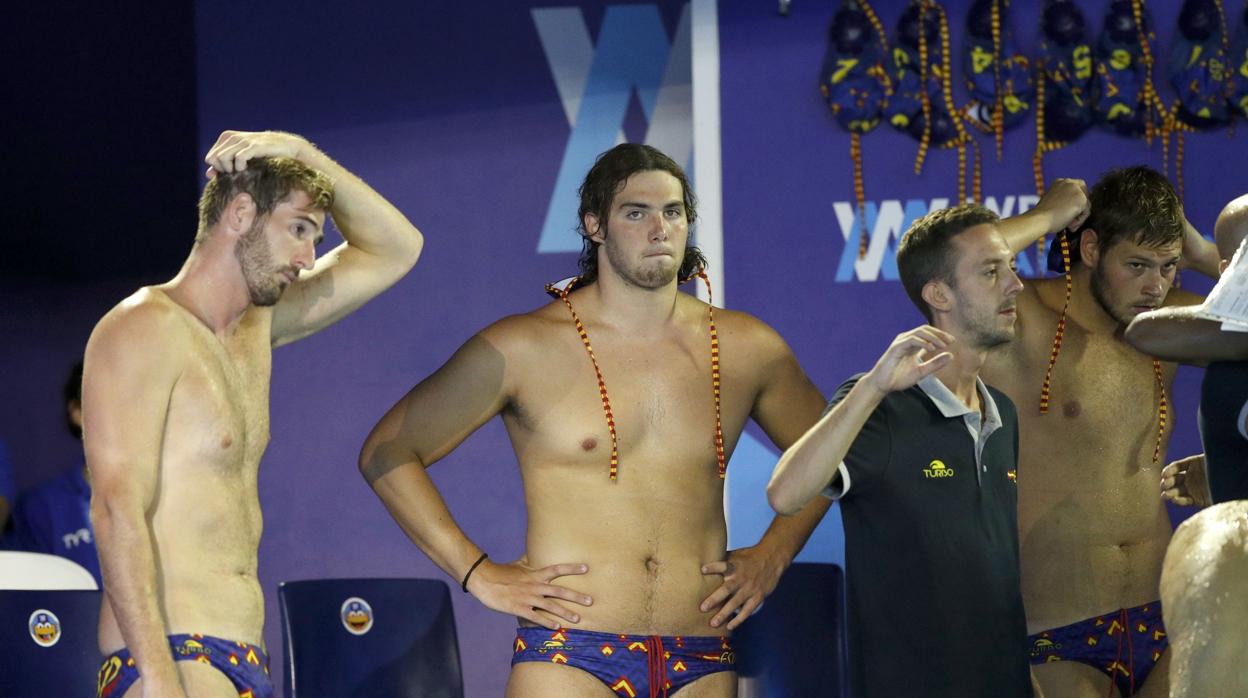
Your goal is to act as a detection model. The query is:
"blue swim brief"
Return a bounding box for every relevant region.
[512,626,735,697]
[1029,601,1167,696]
[96,633,272,698]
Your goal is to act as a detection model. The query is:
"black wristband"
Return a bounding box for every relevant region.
[461,553,488,593]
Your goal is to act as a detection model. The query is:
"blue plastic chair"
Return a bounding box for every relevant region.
[0,589,103,698]
[279,578,463,698]
[734,563,848,698]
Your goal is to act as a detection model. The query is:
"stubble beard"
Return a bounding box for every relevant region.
[603,234,681,289]
[951,284,1014,350]
[966,311,1015,350]
[235,216,284,307]
[1089,263,1134,326]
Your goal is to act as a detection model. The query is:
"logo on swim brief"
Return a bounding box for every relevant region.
[922,459,955,479]
[1030,636,1063,657]
[340,597,374,636]
[28,609,61,647]
[97,655,123,695]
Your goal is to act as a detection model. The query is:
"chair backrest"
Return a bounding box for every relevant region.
[0,589,103,698]
[735,562,848,698]
[0,551,98,590]
[279,578,464,698]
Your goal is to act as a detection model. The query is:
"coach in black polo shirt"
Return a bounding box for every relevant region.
[769,203,1035,697]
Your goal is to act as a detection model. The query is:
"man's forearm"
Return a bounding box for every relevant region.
[754,496,833,569]
[366,460,484,584]
[1181,220,1221,279]
[92,499,181,692]
[768,379,884,514]
[297,144,423,266]
[998,207,1058,256]
[1126,306,1248,363]
[997,177,1090,255]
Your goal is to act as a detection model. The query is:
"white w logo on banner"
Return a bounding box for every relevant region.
[532,4,691,254]
[832,194,1041,283]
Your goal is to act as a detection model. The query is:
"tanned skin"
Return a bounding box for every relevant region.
[86,131,423,698]
[984,179,1218,697]
[360,169,829,697]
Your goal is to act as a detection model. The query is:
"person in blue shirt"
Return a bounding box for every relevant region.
[10,361,100,586]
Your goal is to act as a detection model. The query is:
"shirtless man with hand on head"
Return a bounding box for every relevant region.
[1126,194,1248,507]
[360,143,829,697]
[983,167,1220,697]
[86,130,423,698]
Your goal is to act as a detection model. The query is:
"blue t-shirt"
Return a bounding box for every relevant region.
[12,462,101,586]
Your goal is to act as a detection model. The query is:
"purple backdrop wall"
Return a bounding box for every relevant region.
[2,2,1246,696]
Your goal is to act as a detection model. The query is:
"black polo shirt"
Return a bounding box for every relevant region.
[1200,362,1248,503]
[823,374,1031,698]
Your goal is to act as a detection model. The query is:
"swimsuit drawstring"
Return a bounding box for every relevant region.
[646,635,669,698]
[1106,608,1135,698]
[1126,609,1136,696]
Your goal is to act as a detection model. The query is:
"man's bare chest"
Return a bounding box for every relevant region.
[165,334,272,471]
[510,338,751,466]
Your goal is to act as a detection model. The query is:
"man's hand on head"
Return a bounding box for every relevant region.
[1161,454,1212,509]
[203,130,312,178]
[1035,178,1090,233]
[699,545,786,630]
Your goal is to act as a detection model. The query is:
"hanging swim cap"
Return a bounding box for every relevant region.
[962,0,1034,152]
[1168,0,1233,130]
[1090,0,1163,137]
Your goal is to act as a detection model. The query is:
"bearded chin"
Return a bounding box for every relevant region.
[247,280,283,307]
[236,218,283,306]
[603,238,681,289]
[1089,265,1130,325]
[634,263,678,288]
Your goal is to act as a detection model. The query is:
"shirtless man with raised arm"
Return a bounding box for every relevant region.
[86,130,423,698]
[359,144,829,697]
[1126,194,1248,507]
[982,167,1220,697]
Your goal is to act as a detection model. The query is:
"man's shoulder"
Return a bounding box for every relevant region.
[707,305,793,357]
[475,305,572,358]
[829,373,919,411]
[92,287,189,344]
[87,287,199,380]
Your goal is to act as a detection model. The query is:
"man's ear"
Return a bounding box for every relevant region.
[583,213,604,245]
[224,192,257,237]
[921,279,953,316]
[1079,228,1101,267]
